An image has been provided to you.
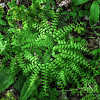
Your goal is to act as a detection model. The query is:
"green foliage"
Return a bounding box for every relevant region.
[97,94,100,100]
[29,87,61,100]
[72,0,100,25]
[0,33,7,54]
[0,5,7,32]
[19,75,41,100]
[44,0,56,11]
[72,0,90,6]
[0,90,16,100]
[73,22,86,35]
[80,93,97,100]
[0,0,100,100]
[58,2,91,30]
[0,67,20,93]
[89,1,100,25]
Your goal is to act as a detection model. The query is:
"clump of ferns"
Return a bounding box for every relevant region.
[29,16,99,96]
[2,1,100,96]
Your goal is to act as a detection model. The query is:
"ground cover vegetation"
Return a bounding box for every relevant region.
[0,0,100,100]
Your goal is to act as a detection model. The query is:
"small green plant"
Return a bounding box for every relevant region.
[0,90,16,100]
[0,5,7,32]
[71,0,100,36]
[73,22,87,35]
[28,87,61,100]
[0,33,7,54]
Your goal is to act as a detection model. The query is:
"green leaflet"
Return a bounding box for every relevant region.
[0,42,7,54]
[36,0,46,4]
[0,19,6,25]
[31,48,43,58]
[89,1,100,25]
[14,73,26,93]
[0,5,4,14]
[0,5,6,26]
[7,0,17,9]
[0,67,20,93]
[72,0,90,6]
[45,0,55,11]
[19,75,41,100]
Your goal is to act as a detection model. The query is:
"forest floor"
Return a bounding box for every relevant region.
[0,0,100,100]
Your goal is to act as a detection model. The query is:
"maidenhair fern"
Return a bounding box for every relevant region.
[0,0,100,100]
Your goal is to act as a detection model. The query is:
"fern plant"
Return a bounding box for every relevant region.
[0,0,100,100]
